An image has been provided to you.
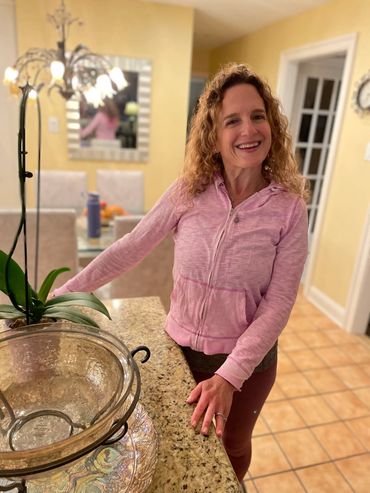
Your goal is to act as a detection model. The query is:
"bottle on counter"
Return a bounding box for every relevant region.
[87,192,101,238]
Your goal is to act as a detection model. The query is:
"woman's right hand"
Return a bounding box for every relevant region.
[186,374,235,438]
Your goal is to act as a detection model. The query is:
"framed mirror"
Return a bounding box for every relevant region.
[66,56,151,162]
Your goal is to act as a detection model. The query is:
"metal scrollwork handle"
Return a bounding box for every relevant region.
[0,479,27,492]
[130,345,151,363]
[102,421,129,446]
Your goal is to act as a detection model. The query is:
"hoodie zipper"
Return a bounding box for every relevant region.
[194,207,236,349]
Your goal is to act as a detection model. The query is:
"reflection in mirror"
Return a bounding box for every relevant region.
[67,56,151,162]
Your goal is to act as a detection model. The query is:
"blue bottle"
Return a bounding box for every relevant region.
[87,192,101,238]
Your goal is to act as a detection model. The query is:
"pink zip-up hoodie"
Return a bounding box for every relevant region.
[54,176,308,390]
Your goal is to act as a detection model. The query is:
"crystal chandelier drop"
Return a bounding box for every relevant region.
[3,0,127,107]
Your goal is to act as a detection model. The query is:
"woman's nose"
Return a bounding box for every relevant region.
[240,118,258,136]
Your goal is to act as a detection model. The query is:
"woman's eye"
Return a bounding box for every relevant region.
[253,113,266,121]
[225,118,238,126]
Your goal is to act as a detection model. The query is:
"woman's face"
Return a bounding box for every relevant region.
[215,83,272,174]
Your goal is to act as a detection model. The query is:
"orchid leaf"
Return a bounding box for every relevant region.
[0,250,36,306]
[43,306,100,329]
[46,292,111,319]
[0,304,25,319]
[38,267,70,303]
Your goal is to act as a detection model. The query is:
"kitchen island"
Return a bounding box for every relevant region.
[103,296,241,493]
[0,297,241,492]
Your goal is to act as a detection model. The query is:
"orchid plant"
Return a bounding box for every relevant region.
[0,250,110,328]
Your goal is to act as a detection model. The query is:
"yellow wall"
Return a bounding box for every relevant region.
[210,0,370,308]
[191,46,210,76]
[15,0,194,211]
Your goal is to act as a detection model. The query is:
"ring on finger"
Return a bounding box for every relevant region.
[215,412,228,422]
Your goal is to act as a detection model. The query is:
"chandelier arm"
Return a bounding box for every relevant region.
[14,50,59,85]
[71,54,112,72]
[15,49,58,67]
[4,1,120,101]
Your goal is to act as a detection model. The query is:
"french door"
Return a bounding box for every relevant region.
[291,60,343,245]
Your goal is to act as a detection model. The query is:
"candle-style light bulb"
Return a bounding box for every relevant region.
[96,74,115,100]
[109,67,127,91]
[50,60,65,80]
[3,66,19,85]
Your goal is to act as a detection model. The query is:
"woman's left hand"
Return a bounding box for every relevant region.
[186,374,235,438]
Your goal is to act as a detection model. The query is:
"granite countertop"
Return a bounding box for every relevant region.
[101,297,241,493]
[0,297,240,492]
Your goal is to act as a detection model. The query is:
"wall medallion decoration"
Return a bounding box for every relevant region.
[352,70,370,115]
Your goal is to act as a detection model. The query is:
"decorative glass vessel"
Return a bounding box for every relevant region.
[0,321,149,484]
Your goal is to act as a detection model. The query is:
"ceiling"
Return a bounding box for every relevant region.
[145,0,331,50]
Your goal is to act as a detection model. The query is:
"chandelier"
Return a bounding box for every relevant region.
[3,0,127,107]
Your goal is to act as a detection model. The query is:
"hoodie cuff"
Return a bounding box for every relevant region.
[215,357,252,392]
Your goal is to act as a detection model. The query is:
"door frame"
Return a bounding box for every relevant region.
[344,206,370,334]
[276,33,358,328]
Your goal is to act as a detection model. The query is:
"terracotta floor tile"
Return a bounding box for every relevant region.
[343,343,370,363]
[286,316,317,332]
[362,362,370,377]
[312,422,366,459]
[299,304,325,317]
[359,337,370,351]
[279,333,307,352]
[346,416,370,451]
[303,368,346,393]
[262,401,305,432]
[252,415,270,436]
[313,347,352,367]
[244,479,258,492]
[309,315,341,331]
[290,305,305,317]
[297,330,333,348]
[297,463,353,493]
[277,372,316,398]
[288,349,326,371]
[267,381,286,401]
[275,428,329,468]
[249,435,290,477]
[325,329,360,345]
[323,390,370,419]
[291,395,337,426]
[254,471,305,492]
[353,387,370,408]
[246,291,370,493]
[336,453,370,493]
[332,365,370,389]
[277,352,297,374]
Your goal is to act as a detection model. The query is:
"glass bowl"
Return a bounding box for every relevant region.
[0,321,143,479]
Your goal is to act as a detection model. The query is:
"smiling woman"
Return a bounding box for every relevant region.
[53,63,309,485]
[66,56,152,163]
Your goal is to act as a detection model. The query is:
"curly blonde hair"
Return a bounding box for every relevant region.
[182,63,309,200]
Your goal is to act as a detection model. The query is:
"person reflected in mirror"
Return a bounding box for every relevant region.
[80,98,120,141]
[53,63,309,483]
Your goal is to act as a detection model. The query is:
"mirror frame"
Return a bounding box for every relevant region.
[66,55,152,162]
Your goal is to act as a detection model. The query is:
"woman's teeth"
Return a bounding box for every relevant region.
[236,142,260,149]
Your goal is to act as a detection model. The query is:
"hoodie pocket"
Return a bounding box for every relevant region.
[202,286,247,339]
[170,274,206,330]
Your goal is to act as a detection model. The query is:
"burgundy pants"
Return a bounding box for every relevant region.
[192,360,277,481]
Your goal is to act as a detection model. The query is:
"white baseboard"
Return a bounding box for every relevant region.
[305,285,346,329]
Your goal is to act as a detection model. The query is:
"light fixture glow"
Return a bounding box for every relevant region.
[3,0,126,103]
[50,60,65,80]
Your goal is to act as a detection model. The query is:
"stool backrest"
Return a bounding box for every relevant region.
[110,215,173,312]
[0,208,78,302]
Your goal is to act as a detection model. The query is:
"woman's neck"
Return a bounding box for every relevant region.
[223,168,268,208]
